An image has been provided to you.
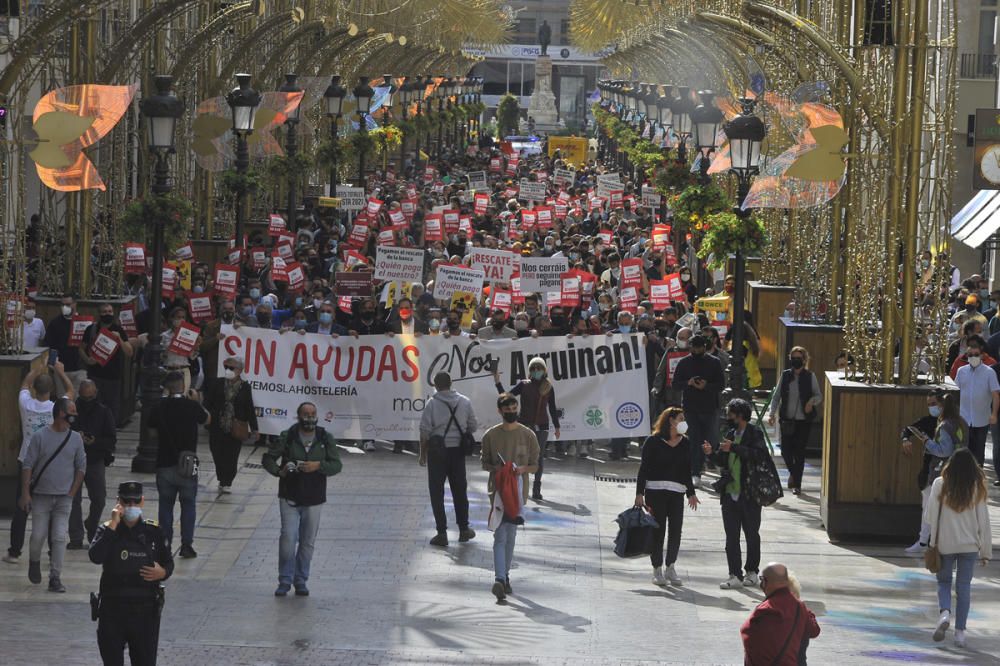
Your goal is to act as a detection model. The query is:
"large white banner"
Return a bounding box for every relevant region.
[218,329,651,440]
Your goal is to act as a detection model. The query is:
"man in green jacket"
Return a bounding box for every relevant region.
[262,402,342,597]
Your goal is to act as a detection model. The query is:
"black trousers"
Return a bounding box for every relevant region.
[645,490,685,568]
[209,429,242,487]
[92,377,122,426]
[427,446,469,532]
[97,600,161,666]
[8,461,26,557]
[968,425,988,466]
[69,460,107,543]
[779,420,812,489]
[721,493,762,578]
[532,429,549,494]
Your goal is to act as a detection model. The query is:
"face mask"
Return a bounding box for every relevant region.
[24,309,35,321]
[493,319,506,329]
[525,307,538,317]
[313,299,324,309]
[241,306,254,317]
[429,318,441,331]
[123,506,142,522]
[318,312,333,325]
[249,288,261,300]
[171,319,183,329]
[399,308,412,320]
[100,314,114,325]
[294,297,304,307]
[680,273,691,281]
[223,369,236,380]
[295,319,308,329]
[299,417,318,430]
[530,370,544,381]
[619,325,632,333]
[968,355,983,367]
[790,357,804,369]
[675,421,689,435]
[432,249,444,258]
[61,305,73,317]
[599,303,612,312]
[502,411,519,423]
[676,339,688,349]
[66,414,77,425]
[193,285,205,294]
[928,405,941,418]
[514,320,528,331]
[921,259,930,270]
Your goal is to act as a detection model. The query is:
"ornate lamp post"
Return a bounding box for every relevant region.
[353,76,374,187]
[398,77,413,170]
[691,90,723,186]
[723,97,767,395]
[435,78,446,160]
[323,74,346,195]
[225,73,261,249]
[443,76,456,151]
[671,86,693,163]
[278,72,302,224]
[413,75,426,171]
[133,75,183,472]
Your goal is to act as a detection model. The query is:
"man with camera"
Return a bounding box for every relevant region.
[88,481,173,665]
[262,402,343,597]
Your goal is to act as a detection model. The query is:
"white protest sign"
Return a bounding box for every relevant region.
[469,247,519,283]
[641,186,661,209]
[335,185,366,211]
[374,246,425,283]
[467,170,488,191]
[518,256,569,293]
[433,264,485,300]
[518,180,548,202]
[596,174,623,199]
[553,167,576,186]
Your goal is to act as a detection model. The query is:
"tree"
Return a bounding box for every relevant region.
[497,93,520,137]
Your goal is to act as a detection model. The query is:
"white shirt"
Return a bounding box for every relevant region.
[954,363,1000,427]
[22,318,46,349]
[925,476,992,559]
[18,389,54,463]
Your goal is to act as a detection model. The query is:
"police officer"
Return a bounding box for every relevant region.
[89,481,173,666]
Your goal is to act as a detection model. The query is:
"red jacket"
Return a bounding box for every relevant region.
[741,587,820,666]
[949,352,997,380]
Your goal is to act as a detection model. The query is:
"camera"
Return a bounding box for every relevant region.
[284,461,299,474]
[712,470,735,494]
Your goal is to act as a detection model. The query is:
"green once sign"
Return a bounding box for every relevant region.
[975,108,1000,141]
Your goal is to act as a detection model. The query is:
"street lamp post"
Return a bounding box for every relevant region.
[380,74,395,173]
[133,74,183,473]
[658,85,676,246]
[354,76,374,188]
[413,76,425,172]
[398,77,412,172]
[323,74,346,196]
[723,97,766,396]
[671,86,693,164]
[436,79,445,161]
[691,90,723,186]
[226,73,261,250]
[279,73,302,225]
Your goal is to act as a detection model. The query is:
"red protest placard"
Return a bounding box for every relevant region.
[285,261,306,292]
[489,157,502,172]
[521,210,537,231]
[609,190,624,208]
[347,224,369,248]
[664,351,689,385]
[250,247,267,270]
[557,190,571,203]
[189,295,213,323]
[213,263,240,298]
[275,240,294,260]
[338,295,354,314]
[89,330,120,367]
[423,165,436,182]
[665,272,684,300]
[276,230,296,248]
[344,249,368,269]
[620,258,644,289]
[459,216,472,234]
[268,213,286,237]
[69,315,95,347]
[227,248,243,266]
[167,322,200,357]
[506,159,519,175]
[510,274,525,305]
[503,186,519,200]
[712,320,732,340]
[578,271,597,301]
[401,198,417,219]
[598,228,613,245]
[175,242,194,261]
[161,262,177,299]
[354,212,369,227]
[649,279,672,310]
[619,286,639,313]
[554,203,568,220]
[652,224,671,251]
[560,271,581,308]
[506,218,521,240]
[589,196,606,212]
[124,243,146,275]
[443,209,460,234]
[474,192,489,215]
[424,214,444,242]
[491,289,512,313]
[536,206,553,228]
[388,208,406,226]
[118,304,138,337]
[271,254,289,282]
[366,197,384,216]
[377,229,396,246]
[406,185,418,199]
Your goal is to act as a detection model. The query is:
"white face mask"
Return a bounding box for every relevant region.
[223,369,236,380]
[675,421,689,435]
[514,320,529,331]
[676,339,689,349]
[968,355,983,368]
[23,309,35,321]
[61,305,73,317]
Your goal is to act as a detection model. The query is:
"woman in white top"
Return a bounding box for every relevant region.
[925,448,992,648]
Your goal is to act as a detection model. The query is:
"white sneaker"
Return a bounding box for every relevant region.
[665,564,683,586]
[218,485,232,494]
[1,554,18,564]
[904,541,926,555]
[652,567,666,586]
[720,575,742,589]
[744,572,760,587]
[933,610,950,642]
[363,441,377,452]
[954,629,966,648]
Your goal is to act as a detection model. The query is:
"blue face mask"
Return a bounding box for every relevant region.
[295,319,307,329]
[929,405,941,418]
[123,506,142,522]
[319,312,333,325]
[619,325,632,333]
[249,288,261,300]
[241,306,254,317]
[294,297,303,307]
[530,370,544,381]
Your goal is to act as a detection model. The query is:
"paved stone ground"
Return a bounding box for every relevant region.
[2,422,1000,666]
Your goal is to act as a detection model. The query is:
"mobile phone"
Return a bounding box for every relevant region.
[48,349,58,366]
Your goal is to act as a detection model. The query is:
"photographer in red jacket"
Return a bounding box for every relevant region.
[741,562,820,665]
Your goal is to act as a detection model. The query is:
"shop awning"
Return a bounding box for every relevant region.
[951,189,1000,248]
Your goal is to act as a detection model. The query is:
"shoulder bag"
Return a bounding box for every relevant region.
[177,451,199,479]
[29,430,74,493]
[925,491,943,573]
[746,430,784,507]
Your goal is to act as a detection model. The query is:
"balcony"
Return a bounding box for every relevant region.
[960,53,998,80]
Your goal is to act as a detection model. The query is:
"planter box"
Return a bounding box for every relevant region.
[745,282,796,389]
[0,350,48,514]
[821,372,955,542]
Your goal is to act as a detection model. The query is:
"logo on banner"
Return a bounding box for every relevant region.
[254,406,288,418]
[616,402,643,429]
[584,406,605,429]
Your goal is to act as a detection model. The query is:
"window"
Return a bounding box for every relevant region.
[560,19,570,45]
[979,9,997,55]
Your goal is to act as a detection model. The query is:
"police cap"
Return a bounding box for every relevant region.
[118,481,143,501]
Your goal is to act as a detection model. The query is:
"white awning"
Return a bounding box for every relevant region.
[951,189,1000,248]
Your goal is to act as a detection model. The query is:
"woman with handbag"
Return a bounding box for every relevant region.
[203,357,258,494]
[703,398,770,590]
[925,448,992,648]
[767,346,821,495]
[635,407,700,587]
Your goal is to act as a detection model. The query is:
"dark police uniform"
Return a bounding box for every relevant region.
[88,482,173,666]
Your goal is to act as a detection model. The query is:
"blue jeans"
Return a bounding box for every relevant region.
[279,499,322,586]
[685,409,720,477]
[493,521,518,581]
[937,552,977,630]
[156,466,198,548]
[28,494,72,579]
